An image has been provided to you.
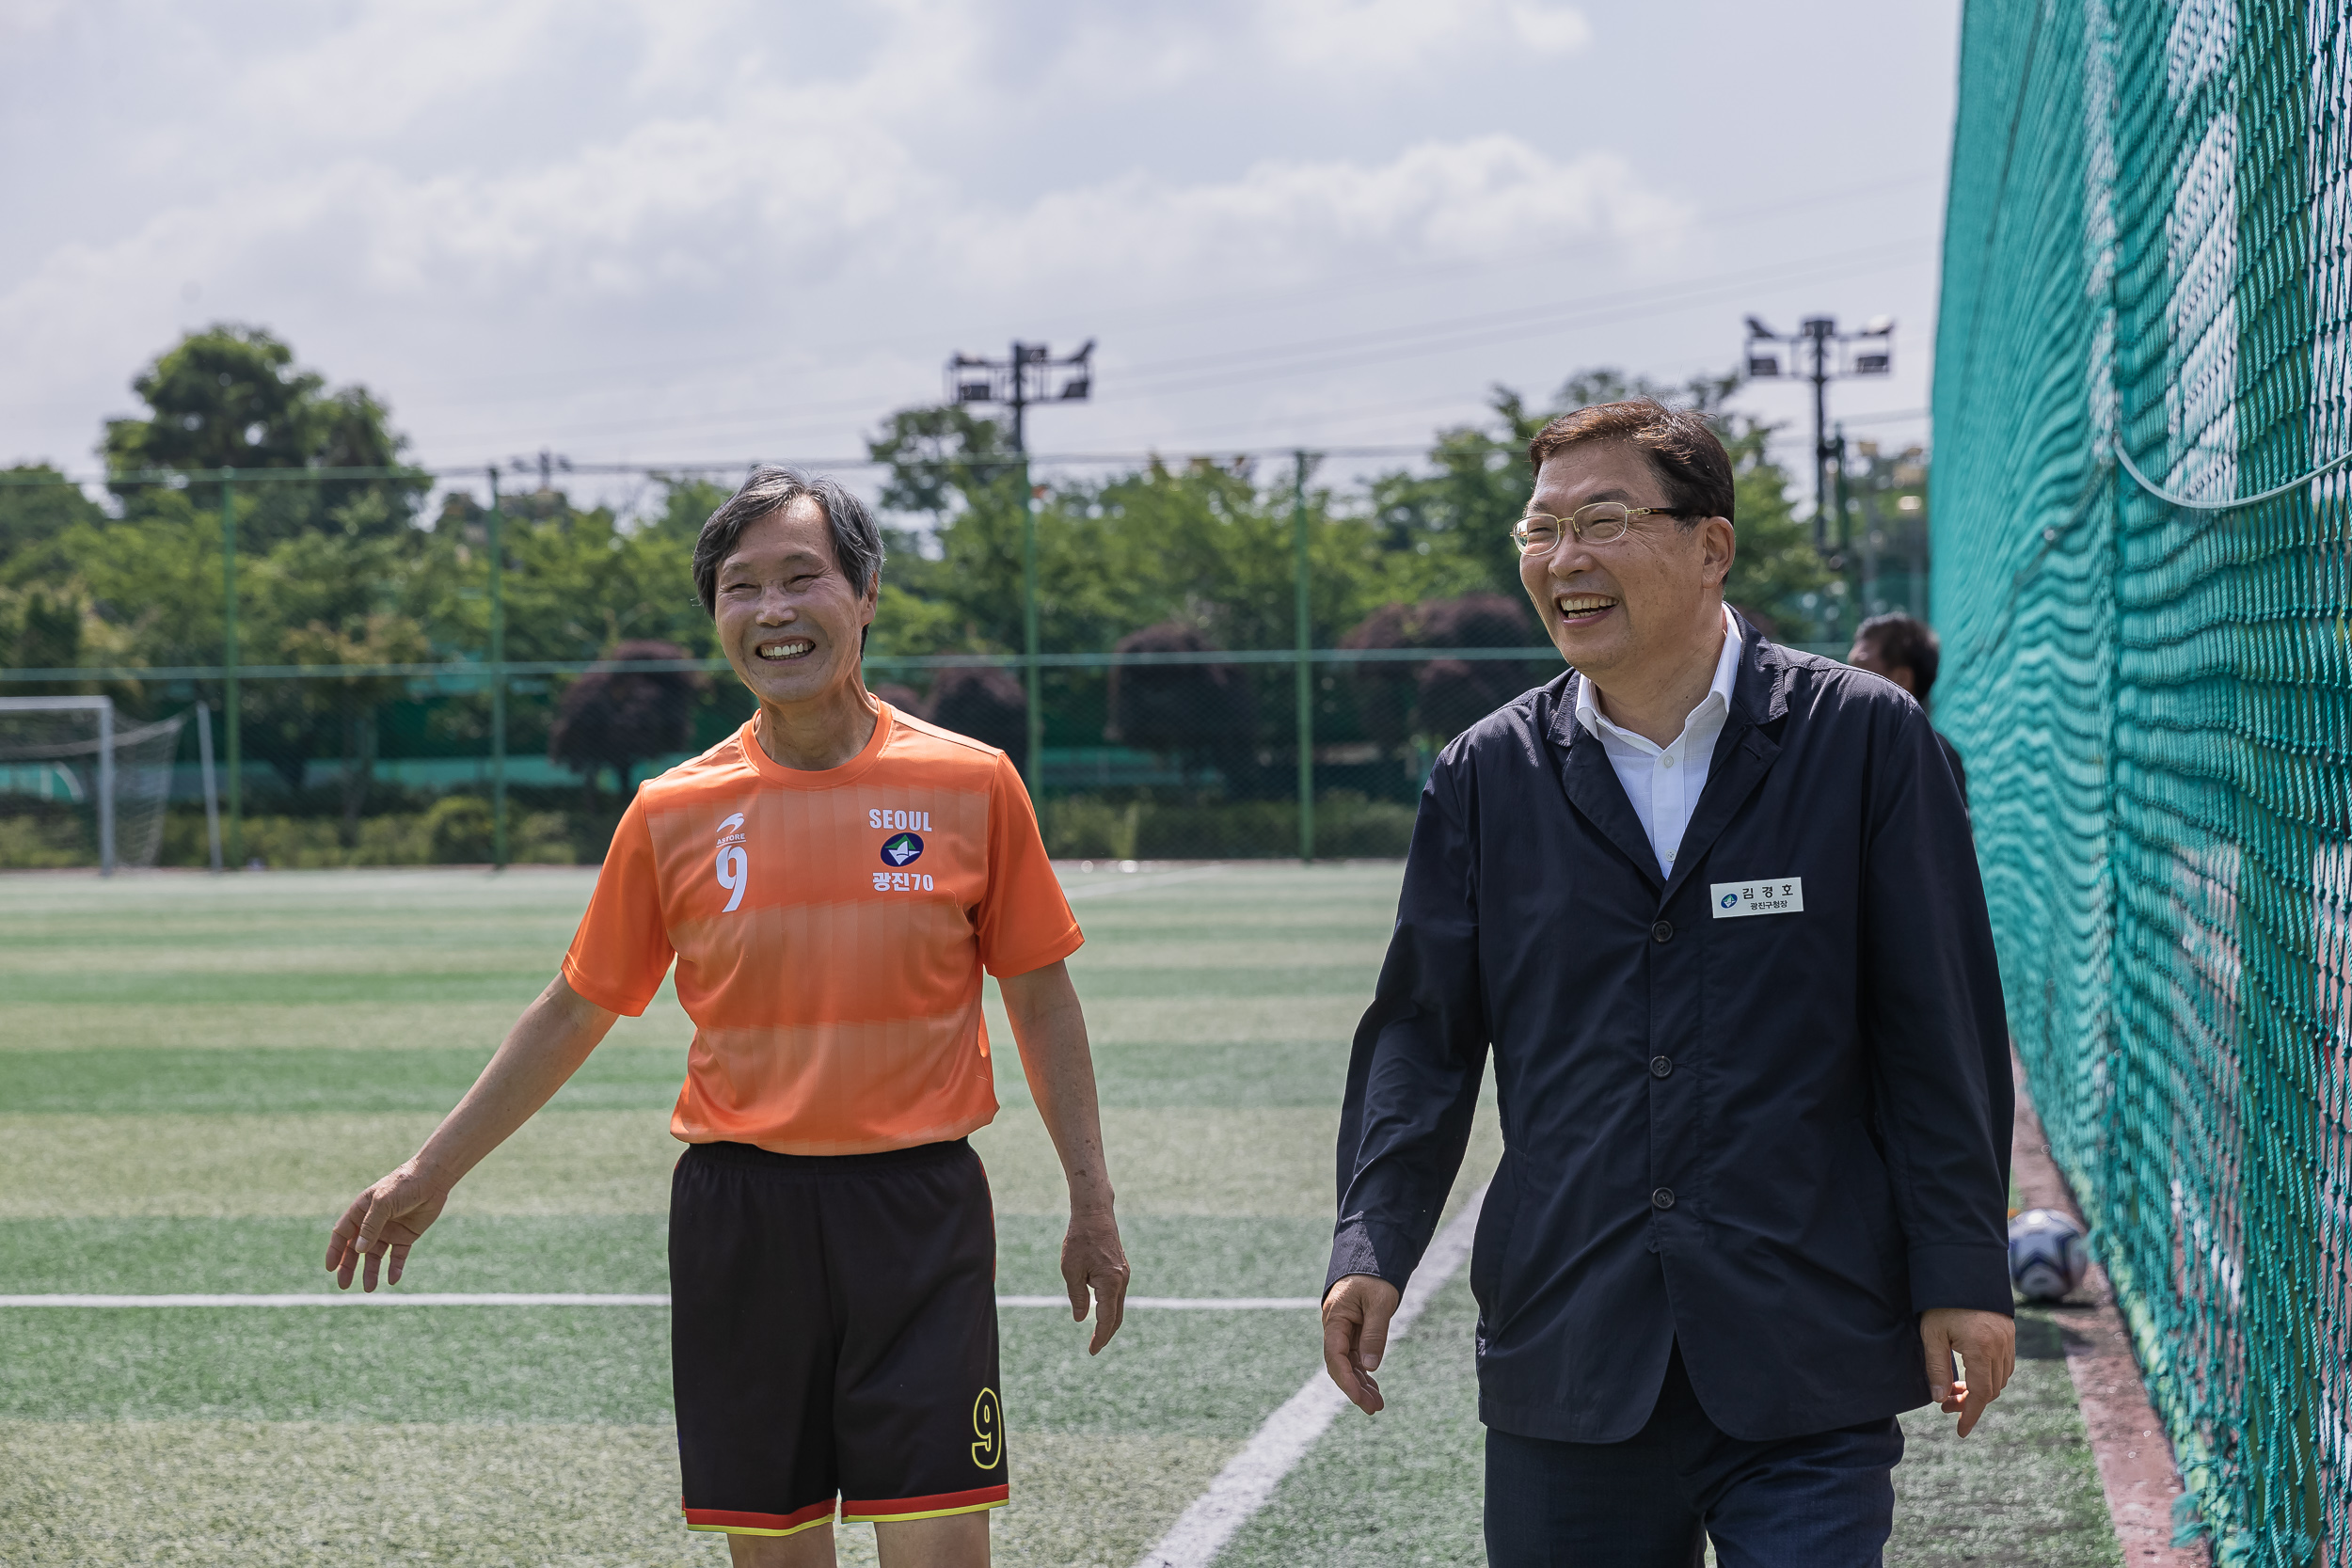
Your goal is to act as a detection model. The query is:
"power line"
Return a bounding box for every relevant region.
[425,239,1931,456]
[368,167,1941,415]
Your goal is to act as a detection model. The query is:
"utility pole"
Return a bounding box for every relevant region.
[944,339,1095,806]
[1741,314,1893,549]
[511,449,572,494]
[508,451,574,532]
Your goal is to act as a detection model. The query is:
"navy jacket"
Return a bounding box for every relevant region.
[1327,622,2011,1444]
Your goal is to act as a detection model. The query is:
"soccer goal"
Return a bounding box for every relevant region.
[0,696,191,874]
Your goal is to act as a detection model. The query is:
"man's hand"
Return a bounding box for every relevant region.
[1062,1204,1130,1355]
[1920,1307,2015,1436]
[322,974,615,1292]
[1322,1273,1403,1415]
[326,1162,451,1291]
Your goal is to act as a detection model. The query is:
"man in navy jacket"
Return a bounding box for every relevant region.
[1320,399,2014,1566]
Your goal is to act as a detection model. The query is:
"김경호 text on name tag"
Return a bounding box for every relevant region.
[1710,879,1804,918]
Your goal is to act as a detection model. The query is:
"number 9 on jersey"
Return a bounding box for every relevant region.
[716,845,748,912]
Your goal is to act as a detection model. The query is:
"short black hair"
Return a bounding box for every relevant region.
[692,466,882,614]
[1525,397,1736,527]
[1856,612,1941,699]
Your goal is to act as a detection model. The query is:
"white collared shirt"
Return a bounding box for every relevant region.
[1573,607,1743,877]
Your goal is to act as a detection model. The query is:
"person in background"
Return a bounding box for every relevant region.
[1847,612,1966,808]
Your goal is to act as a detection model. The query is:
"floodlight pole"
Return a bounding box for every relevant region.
[1740,314,1892,552]
[944,337,1094,816]
[487,467,508,870]
[1804,317,1835,546]
[1010,342,1043,809]
[1293,452,1314,865]
[220,469,243,869]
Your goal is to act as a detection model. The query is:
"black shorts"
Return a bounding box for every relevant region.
[670,1137,1005,1538]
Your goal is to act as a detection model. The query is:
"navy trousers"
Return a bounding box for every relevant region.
[1484,1344,1903,1568]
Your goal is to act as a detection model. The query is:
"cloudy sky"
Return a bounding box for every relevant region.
[3,0,1959,507]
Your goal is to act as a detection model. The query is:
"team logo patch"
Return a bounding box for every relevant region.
[882,832,925,866]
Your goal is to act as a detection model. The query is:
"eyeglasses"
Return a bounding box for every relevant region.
[1511,503,1684,554]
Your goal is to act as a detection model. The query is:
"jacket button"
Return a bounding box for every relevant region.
[1651,919,1674,942]
[1651,1187,1676,1210]
[1650,1055,1673,1078]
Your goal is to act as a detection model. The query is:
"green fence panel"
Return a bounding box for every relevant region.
[1939,2,2352,1560]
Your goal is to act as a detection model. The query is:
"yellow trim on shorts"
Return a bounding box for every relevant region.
[839,1495,1009,1526]
[684,1513,834,1539]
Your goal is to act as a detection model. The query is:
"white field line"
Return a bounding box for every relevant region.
[0,1292,1315,1309]
[1135,1183,1488,1568]
[1058,865,1229,900]
[1001,1296,1316,1310]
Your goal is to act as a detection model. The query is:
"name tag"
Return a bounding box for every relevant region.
[1711,879,1804,918]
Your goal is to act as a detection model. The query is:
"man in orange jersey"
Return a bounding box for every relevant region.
[326,467,1128,1568]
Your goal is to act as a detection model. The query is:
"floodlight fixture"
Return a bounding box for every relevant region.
[936,335,1099,800]
[1735,310,1899,545]
[942,339,1096,453]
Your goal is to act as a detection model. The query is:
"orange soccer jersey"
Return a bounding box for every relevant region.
[561,704,1081,1155]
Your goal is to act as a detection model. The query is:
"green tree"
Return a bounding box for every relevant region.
[1363,388,1549,600]
[236,528,432,801]
[0,466,106,588]
[102,325,428,545]
[488,489,712,662]
[281,609,433,841]
[868,405,1023,526]
[865,411,1453,661]
[1362,368,1831,639]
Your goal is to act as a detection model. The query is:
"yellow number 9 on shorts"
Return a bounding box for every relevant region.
[970,1386,1003,1470]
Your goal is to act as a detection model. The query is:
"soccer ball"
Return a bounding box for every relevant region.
[2007,1209,2090,1302]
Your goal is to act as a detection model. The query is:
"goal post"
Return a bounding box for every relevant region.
[0,695,189,876]
[0,696,112,873]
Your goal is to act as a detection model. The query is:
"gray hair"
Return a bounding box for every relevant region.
[692,466,883,613]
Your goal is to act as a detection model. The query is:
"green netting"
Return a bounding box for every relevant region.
[1937,1,2352,1560]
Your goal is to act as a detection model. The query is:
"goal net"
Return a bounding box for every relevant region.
[0,697,188,872]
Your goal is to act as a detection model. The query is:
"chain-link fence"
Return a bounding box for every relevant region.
[0,645,1576,868]
[3,454,1871,872]
[1937,1,2352,1560]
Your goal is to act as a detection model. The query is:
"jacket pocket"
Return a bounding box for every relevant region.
[1837,1117,1907,1271]
[1469,1151,1521,1319]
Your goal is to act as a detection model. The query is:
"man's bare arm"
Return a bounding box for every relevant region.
[325,974,618,1291]
[998,959,1128,1354]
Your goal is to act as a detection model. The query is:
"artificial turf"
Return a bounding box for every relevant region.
[0,863,2122,1565]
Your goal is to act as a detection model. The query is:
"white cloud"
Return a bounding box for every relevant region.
[0,0,73,39]
[1259,0,1590,71]
[1504,0,1590,55]
[954,135,1681,296]
[226,0,573,144]
[0,0,1763,473]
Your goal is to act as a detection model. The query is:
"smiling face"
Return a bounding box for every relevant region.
[711,499,879,715]
[1518,439,1735,687]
